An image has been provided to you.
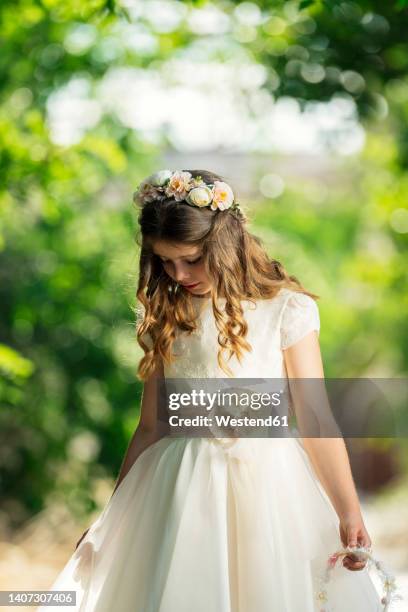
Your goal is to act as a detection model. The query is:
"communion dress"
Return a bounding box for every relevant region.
[38,288,382,612]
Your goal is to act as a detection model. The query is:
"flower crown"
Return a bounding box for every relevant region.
[133,169,243,216]
[316,546,403,611]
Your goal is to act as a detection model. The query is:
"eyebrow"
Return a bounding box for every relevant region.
[154,252,201,260]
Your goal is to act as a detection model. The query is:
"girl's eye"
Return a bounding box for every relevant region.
[159,256,202,265]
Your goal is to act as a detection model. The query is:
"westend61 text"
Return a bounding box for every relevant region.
[168,415,289,427]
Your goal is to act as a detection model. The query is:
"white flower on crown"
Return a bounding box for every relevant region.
[148,169,173,187]
[186,186,213,207]
[165,170,193,201]
[210,181,235,211]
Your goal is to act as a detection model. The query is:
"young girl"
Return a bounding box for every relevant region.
[39,169,382,611]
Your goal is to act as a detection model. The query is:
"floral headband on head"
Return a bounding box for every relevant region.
[133,169,244,218]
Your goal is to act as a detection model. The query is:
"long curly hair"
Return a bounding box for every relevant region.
[135,169,318,381]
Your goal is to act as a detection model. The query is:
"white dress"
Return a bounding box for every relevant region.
[38,288,382,611]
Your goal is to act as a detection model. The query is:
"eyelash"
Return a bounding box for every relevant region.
[161,256,202,265]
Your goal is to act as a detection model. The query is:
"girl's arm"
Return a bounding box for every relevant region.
[283,332,371,571]
[109,357,168,500]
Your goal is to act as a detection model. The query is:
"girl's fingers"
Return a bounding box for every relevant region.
[343,554,367,571]
[343,562,367,571]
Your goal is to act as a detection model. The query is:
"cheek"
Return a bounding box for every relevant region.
[196,263,210,281]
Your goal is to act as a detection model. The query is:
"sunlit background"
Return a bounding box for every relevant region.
[1,0,408,609]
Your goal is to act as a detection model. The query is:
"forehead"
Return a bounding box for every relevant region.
[151,240,201,259]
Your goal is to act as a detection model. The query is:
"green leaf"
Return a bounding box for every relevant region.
[0,344,35,380]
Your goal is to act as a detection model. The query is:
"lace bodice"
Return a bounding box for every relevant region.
[137,288,320,379]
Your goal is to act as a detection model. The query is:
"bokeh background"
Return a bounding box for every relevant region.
[1,0,407,608]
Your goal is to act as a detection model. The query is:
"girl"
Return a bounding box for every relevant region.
[39,169,382,611]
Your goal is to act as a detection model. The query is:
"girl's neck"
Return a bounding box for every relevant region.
[192,293,228,302]
[192,293,211,300]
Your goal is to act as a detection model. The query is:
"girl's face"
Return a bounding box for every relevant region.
[152,240,212,298]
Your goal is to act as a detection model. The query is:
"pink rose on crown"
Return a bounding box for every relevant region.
[210,181,235,211]
[135,181,163,204]
[165,170,193,201]
[327,553,339,569]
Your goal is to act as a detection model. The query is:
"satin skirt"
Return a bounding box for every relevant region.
[37,436,382,611]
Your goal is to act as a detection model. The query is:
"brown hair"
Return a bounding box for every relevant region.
[135,169,318,381]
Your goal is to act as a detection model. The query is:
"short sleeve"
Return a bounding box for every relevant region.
[136,303,154,350]
[280,291,320,350]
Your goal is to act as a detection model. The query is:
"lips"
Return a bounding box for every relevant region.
[182,282,200,288]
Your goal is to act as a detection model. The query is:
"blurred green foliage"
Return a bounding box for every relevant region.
[0,0,407,525]
[251,131,408,379]
[0,0,158,523]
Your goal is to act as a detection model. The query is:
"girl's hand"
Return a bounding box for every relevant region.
[339,513,372,571]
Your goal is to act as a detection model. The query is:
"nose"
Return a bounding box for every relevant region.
[173,263,191,283]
